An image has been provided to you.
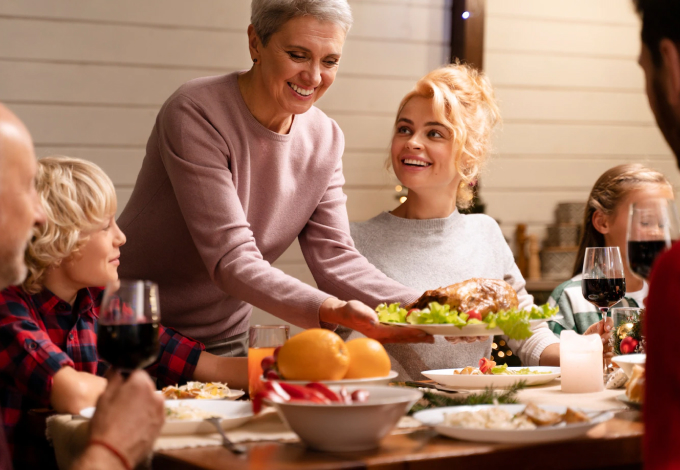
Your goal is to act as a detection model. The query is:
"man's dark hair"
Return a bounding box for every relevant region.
[634,0,680,66]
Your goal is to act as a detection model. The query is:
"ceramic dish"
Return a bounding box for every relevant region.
[158,389,246,401]
[422,367,560,389]
[379,319,549,336]
[80,399,253,435]
[414,404,613,444]
[616,394,642,410]
[611,354,645,378]
[262,370,398,387]
[266,385,421,452]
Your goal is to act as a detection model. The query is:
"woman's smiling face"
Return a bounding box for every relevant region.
[391,96,460,193]
[253,16,345,116]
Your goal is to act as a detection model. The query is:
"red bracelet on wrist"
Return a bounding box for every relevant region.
[89,439,132,470]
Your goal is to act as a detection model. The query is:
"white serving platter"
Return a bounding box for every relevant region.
[379,319,549,336]
[414,404,613,444]
[157,389,246,401]
[422,367,560,389]
[79,399,253,435]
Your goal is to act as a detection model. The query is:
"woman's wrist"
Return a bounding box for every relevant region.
[319,297,347,325]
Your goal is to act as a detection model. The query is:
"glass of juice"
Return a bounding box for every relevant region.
[248,325,289,396]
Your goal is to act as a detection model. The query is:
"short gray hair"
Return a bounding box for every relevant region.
[251,0,353,46]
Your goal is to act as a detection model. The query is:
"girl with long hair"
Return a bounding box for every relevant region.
[548,164,673,335]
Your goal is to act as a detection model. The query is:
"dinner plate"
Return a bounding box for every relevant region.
[158,389,246,401]
[414,404,613,443]
[616,394,642,410]
[379,319,549,336]
[79,399,253,435]
[422,367,560,389]
[261,370,399,387]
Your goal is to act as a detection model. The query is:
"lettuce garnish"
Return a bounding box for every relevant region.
[489,364,552,375]
[491,364,509,374]
[376,302,558,340]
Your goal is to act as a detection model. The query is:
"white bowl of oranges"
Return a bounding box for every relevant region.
[260,329,398,386]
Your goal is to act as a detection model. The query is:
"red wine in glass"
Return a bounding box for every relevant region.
[581,278,626,309]
[627,240,668,280]
[581,247,626,374]
[98,322,160,371]
[627,199,679,280]
[98,280,161,374]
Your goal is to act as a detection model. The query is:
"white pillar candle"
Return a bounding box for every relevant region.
[560,330,604,393]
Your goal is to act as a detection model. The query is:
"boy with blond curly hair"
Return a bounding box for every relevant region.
[0,156,246,469]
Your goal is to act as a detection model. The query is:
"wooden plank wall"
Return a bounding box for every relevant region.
[2,1,675,333]
[0,0,450,333]
[482,0,678,243]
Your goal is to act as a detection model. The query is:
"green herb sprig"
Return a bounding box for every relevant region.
[403,380,528,415]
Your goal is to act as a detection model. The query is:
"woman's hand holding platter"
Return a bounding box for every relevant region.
[319,298,434,344]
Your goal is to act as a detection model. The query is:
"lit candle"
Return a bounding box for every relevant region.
[560,331,604,393]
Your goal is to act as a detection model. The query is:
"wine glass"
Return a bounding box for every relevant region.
[581,247,626,373]
[247,325,289,397]
[98,279,161,374]
[627,198,680,280]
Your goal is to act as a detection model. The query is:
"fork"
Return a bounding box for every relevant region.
[204,417,247,454]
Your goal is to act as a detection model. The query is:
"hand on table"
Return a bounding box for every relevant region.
[87,370,164,468]
[584,316,614,361]
[320,298,434,344]
[445,336,488,344]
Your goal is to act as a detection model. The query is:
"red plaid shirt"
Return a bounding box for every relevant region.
[0,285,205,469]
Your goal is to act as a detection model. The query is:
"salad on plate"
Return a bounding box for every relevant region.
[456,358,555,376]
[377,301,557,340]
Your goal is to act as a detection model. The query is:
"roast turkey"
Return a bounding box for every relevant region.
[406,278,518,317]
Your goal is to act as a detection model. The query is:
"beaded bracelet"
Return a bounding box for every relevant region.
[88,439,132,470]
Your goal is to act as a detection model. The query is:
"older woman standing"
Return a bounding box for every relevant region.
[118,0,429,355]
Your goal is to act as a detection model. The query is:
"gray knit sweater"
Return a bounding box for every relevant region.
[341,210,559,381]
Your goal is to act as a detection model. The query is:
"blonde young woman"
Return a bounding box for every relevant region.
[343,64,606,381]
[548,164,673,335]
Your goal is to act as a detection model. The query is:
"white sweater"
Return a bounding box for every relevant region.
[341,209,558,381]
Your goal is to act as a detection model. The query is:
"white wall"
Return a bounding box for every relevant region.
[482,0,678,243]
[0,0,450,334]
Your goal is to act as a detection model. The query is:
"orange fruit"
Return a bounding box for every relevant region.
[344,338,391,379]
[277,329,349,381]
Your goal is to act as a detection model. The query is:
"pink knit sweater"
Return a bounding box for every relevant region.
[118,72,418,342]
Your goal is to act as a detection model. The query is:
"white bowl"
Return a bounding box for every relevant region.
[262,370,399,387]
[612,354,646,378]
[267,385,422,452]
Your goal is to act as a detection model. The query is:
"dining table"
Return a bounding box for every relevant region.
[151,381,643,470]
